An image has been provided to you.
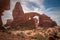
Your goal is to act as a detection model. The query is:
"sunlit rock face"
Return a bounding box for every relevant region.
[0,0,10,30]
[12,2,24,20]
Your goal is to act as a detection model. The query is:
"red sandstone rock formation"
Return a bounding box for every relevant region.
[11,2,40,28]
[11,12,40,28]
[0,0,10,30]
[11,18,37,29]
[12,2,24,20]
[12,11,57,28]
[11,2,57,29]
[0,0,10,10]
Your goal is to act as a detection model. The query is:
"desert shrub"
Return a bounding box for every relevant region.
[27,32,32,35]
[17,32,25,38]
[30,33,46,40]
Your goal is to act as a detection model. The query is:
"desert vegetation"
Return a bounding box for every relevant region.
[0,26,60,40]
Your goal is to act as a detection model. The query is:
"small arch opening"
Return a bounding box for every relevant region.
[33,16,39,24]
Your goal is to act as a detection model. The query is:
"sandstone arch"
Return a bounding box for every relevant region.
[10,2,57,29]
[39,14,57,27]
[11,12,40,28]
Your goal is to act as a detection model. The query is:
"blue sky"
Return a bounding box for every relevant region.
[44,0,60,26]
[44,0,60,9]
[2,0,60,26]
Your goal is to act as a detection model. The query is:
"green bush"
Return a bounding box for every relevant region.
[30,33,46,40]
[17,32,25,38]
